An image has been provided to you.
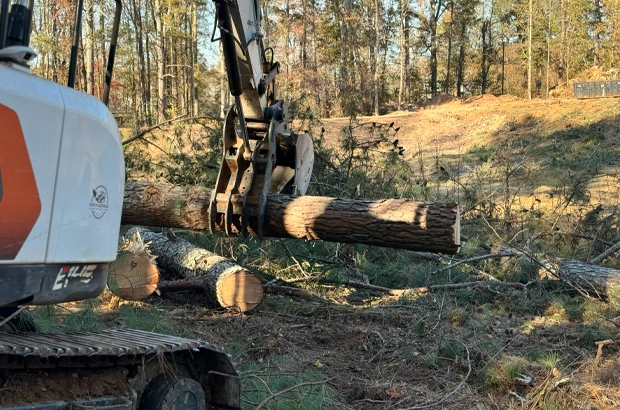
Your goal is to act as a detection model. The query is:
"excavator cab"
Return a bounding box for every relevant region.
[0,0,124,307]
[0,1,241,409]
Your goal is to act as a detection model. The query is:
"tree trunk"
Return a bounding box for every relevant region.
[539,258,620,301]
[398,1,409,109]
[131,0,148,125]
[122,182,461,254]
[559,0,567,82]
[126,227,264,312]
[445,10,453,94]
[85,0,94,96]
[429,0,439,97]
[527,0,533,100]
[339,0,351,110]
[457,22,466,97]
[153,0,167,121]
[481,20,489,94]
[301,0,307,68]
[373,0,381,115]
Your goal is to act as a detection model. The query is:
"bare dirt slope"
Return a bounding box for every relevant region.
[322,94,620,158]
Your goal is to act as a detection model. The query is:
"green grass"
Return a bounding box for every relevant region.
[240,359,345,410]
[117,303,180,335]
[483,356,527,389]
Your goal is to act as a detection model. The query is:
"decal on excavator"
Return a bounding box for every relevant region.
[0,104,41,260]
[52,265,97,290]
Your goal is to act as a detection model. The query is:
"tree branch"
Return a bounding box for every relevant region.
[122,114,219,145]
[254,378,333,410]
[590,240,620,265]
[429,251,522,276]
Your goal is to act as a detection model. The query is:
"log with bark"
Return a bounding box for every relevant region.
[433,243,620,300]
[125,227,264,312]
[108,230,160,301]
[123,182,460,254]
[539,258,620,300]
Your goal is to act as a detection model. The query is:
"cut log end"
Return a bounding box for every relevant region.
[216,269,264,312]
[108,252,159,300]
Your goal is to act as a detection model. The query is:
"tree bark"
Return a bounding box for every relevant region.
[398,8,407,109]
[126,227,263,312]
[539,258,620,300]
[153,0,167,121]
[457,22,466,97]
[527,0,533,100]
[373,0,381,115]
[84,0,94,96]
[122,182,461,254]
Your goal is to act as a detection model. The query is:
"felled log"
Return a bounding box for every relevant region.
[126,227,263,312]
[109,253,159,300]
[539,258,620,300]
[123,182,460,254]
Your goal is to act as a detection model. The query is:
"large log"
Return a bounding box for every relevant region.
[475,245,620,300]
[126,227,264,312]
[539,258,620,300]
[123,182,460,254]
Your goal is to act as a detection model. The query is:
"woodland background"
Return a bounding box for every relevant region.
[29,0,620,124]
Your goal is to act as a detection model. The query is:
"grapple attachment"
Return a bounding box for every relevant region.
[208,102,314,238]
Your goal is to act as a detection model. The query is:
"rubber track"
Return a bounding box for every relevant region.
[0,329,212,358]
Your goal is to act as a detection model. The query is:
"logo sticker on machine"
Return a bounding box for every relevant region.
[52,265,97,290]
[90,185,109,218]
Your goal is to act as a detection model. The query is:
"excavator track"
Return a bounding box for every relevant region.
[0,329,240,410]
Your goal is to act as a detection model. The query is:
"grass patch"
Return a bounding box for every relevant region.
[240,359,345,410]
[117,303,180,335]
[483,356,528,389]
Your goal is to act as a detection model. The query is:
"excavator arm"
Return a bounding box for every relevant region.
[209,0,314,238]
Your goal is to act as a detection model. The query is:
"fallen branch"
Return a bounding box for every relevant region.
[254,378,333,410]
[263,284,313,298]
[594,339,614,364]
[429,250,522,276]
[285,276,533,297]
[590,240,620,265]
[0,306,27,328]
[122,114,219,145]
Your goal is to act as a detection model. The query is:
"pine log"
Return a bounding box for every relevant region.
[108,229,160,301]
[126,227,263,312]
[108,252,159,300]
[539,258,620,300]
[123,182,460,254]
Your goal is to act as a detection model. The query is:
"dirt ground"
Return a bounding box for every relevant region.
[201,93,620,409]
[0,368,129,406]
[322,93,620,158]
[161,285,620,410]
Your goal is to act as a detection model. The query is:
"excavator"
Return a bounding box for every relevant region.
[0,0,312,408]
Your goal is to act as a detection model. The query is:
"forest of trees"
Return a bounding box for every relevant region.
[28,0,620,126]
